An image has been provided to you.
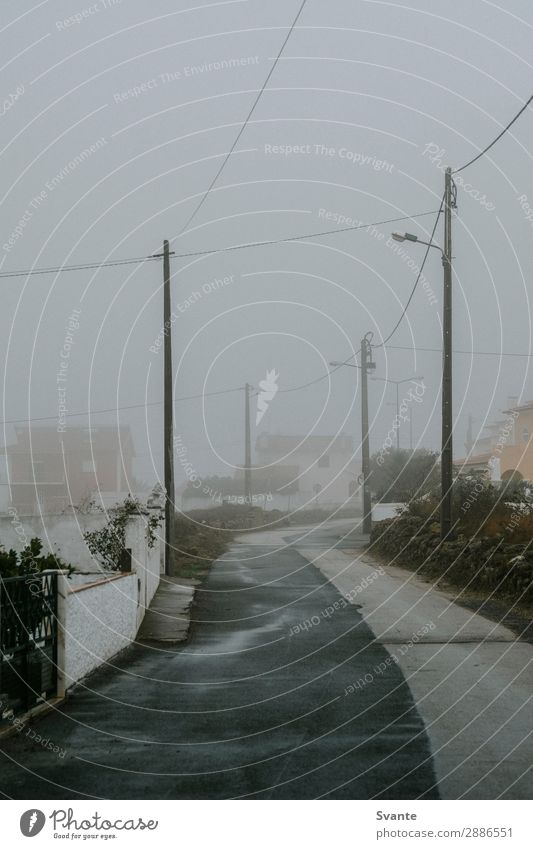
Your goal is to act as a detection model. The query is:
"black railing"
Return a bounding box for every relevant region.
[0,571,58,724]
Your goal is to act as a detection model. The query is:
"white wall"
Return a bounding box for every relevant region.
[1,502,166,692]
[296,455,360,508]
[124,511,162,629]
[0,507,164,589]
[55,509,163,691]
[254,447,362,511]
[58,573,138,689]
[0,512,109,571]
[373,502,406,521]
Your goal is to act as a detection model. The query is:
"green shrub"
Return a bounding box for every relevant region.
[0,537,69,579]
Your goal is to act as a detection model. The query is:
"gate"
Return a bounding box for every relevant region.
[0,571,58,726]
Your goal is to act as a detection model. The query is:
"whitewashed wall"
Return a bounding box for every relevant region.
[0,512,109,571]
[124,512,163,629]
[0,507,163,586]
[7,503,168,692]
[58,573,137,689]
[56,509,163,690]
[372,502,406,521]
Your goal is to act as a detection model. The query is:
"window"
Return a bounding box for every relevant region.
[33,461,46,482]
[522,427,529,443]
[318,454,330,468]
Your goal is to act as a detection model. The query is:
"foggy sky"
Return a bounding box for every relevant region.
[2,0,533,489]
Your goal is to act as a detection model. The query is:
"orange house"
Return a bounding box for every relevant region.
[0,426,135,514]
[457,400,533,483]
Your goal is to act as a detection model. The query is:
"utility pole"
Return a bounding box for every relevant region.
[465,414,474,455]
[441,167,454,541]
[244,382,252,503]
[361,333,375,534]
[163,239,175,575]
[395,383,400,451]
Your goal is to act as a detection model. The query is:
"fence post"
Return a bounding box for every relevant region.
[56,570,70,697]
[147,484,165,576]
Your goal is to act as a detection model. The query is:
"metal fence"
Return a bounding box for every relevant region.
[0,571,58,725]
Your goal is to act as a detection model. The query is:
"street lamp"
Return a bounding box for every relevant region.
[391,211,454,542]
[392,232,443,255]
[370,375,424,451]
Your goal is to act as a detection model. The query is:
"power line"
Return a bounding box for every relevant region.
[0,256,161,279]
[175,386,244,402]
[4,339,532,429]
[454,92,533,174]
[279,348,362,394]
[169,211,439,258]
[264,340,533,400]
[372,195,444,350]
[0,386,245,426]
[0,210,439,279]
[383,344,533,358]
[175,0,308,237]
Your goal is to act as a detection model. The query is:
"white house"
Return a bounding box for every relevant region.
[254,432,362,511]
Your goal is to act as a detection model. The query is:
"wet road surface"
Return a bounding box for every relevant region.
[0,530,438,799]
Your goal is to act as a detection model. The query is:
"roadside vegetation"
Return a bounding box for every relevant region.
[83,495,160,571]
[0,538,70,580]
[171,502,362,578]
[171,511,232,579]
[370,469,533,607]
[370,447,440,503]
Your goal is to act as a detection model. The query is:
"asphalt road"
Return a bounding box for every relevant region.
[0,523,439,799]
[297,521,533,799]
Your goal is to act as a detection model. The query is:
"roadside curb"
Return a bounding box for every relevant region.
[137,576,198,643]
[0,696,66,741]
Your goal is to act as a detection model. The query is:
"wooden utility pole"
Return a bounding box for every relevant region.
[361,333,375,534]
[244,382,252,503]
[163,239,175,574]
[465,413,474,455]
[395,382,400,451]
[441,168,454,541]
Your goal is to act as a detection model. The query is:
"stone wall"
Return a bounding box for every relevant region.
[370,515,533,603]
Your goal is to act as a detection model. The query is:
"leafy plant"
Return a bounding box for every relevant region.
[0,538,69,580]
[405,473,533,540]
[370,448,440,503]
[83,495,161,570]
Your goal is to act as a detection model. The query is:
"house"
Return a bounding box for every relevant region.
[1,425,135,514]
[254,431,361,510]
[456,398,533,483]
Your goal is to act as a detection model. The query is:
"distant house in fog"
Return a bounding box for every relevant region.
[456,397,533,484]
[0,426,135,514]
[254,432,361,510]
[177,467,299,512]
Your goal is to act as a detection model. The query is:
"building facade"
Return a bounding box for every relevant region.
[1,426,135,514]
[457,399,533,483]
[254,431,361,511]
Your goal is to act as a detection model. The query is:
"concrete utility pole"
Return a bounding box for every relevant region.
[395,383,400,451]
[244,382,252,503]
[163,239,175,575]
[465,413,474,455]
[391,169,455,540]
[372,375,423,450]
[361,333,375,534]
[441,167,454,541]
